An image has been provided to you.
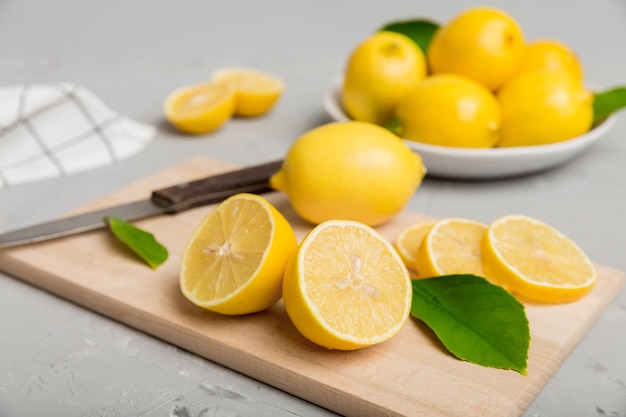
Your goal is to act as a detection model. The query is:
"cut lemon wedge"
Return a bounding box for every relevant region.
[481,214,597,303]
[164,80,235,134]
[393,221,435,274]
[282,220,412,350]
[180,193,297,315]
[212,68,284,117]
[416,217,487,278]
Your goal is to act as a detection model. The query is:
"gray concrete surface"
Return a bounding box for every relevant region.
[0,0,624,416]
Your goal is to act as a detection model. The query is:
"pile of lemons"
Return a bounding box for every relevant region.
[341,7,593,148]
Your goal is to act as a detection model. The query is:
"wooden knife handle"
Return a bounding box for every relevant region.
[151,159,284,212]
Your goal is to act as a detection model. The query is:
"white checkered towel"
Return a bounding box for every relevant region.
[0,83,155,188]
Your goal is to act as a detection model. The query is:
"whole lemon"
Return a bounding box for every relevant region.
[513,39,584,81]
[394,74,501,148]
[428,7,525,91]
[342,31,427,126]
[497,70,593,147]
[269,121,426,226]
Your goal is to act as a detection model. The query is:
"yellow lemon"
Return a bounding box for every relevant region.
[497,70,593,147]
[180,193,297,315]
[341,31,427,125]
[164,81,235,134]
[394,74,500,148]
[269,121,426,227]
[514,39,584,81]
[393,221,435,274]
[416,218,487,278]
[212,67,284,117]
[481,214,597,303]
[428,7,525,91]
[282,220,412,350]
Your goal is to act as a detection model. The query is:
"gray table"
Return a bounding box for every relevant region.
[0,1,624,416]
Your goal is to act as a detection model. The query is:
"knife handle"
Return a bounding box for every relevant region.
[151,159,284,212]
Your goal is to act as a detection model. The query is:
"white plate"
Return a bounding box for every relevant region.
[323,81,616,179]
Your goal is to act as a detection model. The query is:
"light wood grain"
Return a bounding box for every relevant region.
[0,156,623,417]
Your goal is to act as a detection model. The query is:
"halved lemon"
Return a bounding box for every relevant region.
[180,193,297,315]
[164,80,235,134]
[212,68,284,117]
[282,220,412,350]
[481,214,597,303]
[393,221,435,274]
[416,218,487,278]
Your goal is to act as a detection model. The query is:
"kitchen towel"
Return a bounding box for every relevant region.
[0,83,155,188]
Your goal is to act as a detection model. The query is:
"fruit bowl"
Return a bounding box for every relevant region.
[323,80,616,179]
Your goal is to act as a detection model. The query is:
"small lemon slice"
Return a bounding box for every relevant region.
[282,220,412,350]
[164,81,235,134]
[180,193,297,315]
[416,218,487,278]
[212,68,284,117]
[481,214,597,303]
[393,221,435,274]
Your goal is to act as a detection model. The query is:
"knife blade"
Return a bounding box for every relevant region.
[0,159,284,248]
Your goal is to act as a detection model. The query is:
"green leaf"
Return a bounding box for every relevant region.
[384,115,403,136]
[411,274,529,375]
[593,86,626,126]
[380,19,440,54]
[106,216,169,270]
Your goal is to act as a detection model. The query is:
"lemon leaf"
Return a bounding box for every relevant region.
[384,116,403,136]
[593,86,626,126]
[106,216,168,270]
[379,19,440,54]
[411,274,529,375]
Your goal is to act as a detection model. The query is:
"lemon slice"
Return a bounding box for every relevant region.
[212,68,284,117]
[180,193,297,315]
[164,81,235,134]
[481,214,597,303]
[282,220,412,350]
[393,221,435,273]
[416,218,487,278]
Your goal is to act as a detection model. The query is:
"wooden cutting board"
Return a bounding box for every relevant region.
[1,156,623,417]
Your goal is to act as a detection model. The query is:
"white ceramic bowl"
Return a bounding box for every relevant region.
[323,81,616,179]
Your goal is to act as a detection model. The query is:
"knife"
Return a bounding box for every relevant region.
[0,159,284,248]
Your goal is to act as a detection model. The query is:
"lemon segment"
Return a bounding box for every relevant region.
[341,31,427,125]
[481,215,597,303]
[416,218,487,278]
[212,68,284,117]
[180,193,297,315]
[164,81,236,134]
[427,7,525,91]
[282,220,412,350]
[393,221,435,274]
